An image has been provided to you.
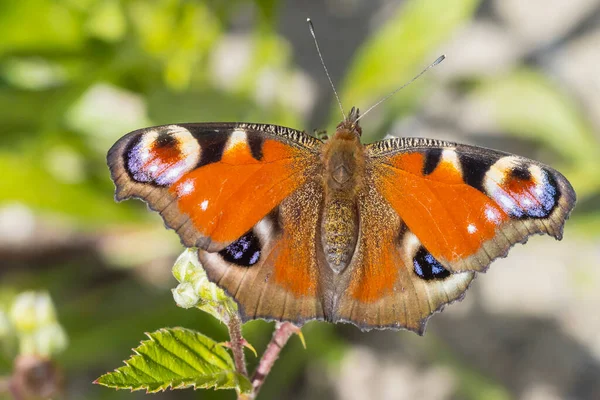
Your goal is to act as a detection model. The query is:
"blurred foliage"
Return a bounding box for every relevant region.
[0,0,599,399]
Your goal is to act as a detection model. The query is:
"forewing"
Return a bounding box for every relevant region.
[107,123,321,251]
[366,137,576,272]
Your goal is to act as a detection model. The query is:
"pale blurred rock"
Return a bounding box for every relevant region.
[436,21,523,80]
[334,346,456,400]
[558,239,600,359]
[548,27,600,136]
[478,236,573,318]
[419,84,504,139]
[493,0,599,48]
[455,89,501,136]
[522,383,563,400]
[478,234,600,360]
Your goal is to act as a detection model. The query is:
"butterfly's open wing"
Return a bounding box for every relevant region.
[366,137,576,272]
[335,183,475,334]
[198,180,326,323]
[335,137,575,333]
[108,123,321,251]
[108,122,327,323]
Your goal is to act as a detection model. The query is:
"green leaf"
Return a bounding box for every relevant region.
[338,0,480,140]
[95,328,251,393]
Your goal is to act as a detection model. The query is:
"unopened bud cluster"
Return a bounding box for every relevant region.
[1,292,68,357]
[172,249,238,323]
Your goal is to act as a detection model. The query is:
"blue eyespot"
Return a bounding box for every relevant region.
[219,231,261,267]
[413,247,450,280]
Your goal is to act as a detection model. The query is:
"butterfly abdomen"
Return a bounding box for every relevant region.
[320,131,365,274]
[321,199,358,273]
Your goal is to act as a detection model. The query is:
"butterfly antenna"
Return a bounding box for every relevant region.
[307,18,346,121]
[355,55,446,122]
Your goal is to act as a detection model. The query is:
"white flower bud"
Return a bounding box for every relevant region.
[171,249,239,323]
[172,282,200,309]
[172,248,202,283]
[10,292,56,332]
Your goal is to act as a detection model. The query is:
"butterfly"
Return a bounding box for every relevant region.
[107,105,576,334]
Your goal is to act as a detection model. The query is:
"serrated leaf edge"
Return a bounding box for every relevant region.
[95,327,249,393]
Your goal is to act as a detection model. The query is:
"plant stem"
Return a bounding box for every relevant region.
[249,322,297,399]
[228,314,248,377]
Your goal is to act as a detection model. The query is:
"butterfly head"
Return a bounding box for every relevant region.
[335,106,362,139]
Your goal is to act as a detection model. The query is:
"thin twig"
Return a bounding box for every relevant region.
[227,314,248,377]
[250,322,298,398]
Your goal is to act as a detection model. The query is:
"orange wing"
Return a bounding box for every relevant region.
[366,137,576,272]
[198,180,326,323]
[335,183,474,334]
[108,123,322,251]
[334,138,575,333]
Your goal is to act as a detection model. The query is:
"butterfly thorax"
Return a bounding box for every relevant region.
[320,119,365,274]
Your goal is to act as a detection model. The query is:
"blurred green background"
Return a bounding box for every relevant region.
[1,0,600,399]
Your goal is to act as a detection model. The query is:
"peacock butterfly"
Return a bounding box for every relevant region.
[107,22,576,334]
[107,105,575,333]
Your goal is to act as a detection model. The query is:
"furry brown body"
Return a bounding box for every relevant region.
[320,124,365,273]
